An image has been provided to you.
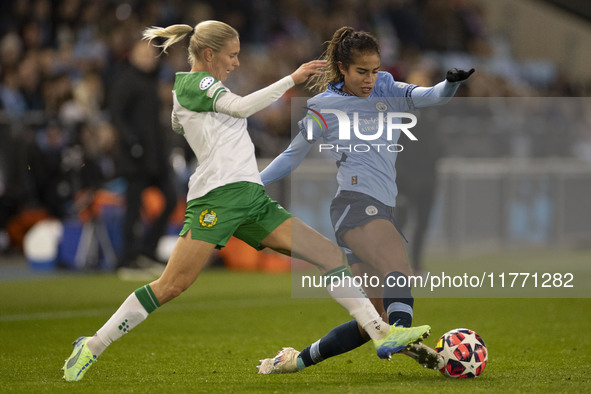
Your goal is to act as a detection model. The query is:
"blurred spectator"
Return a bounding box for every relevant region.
[17,51,44,110]
[77,120,117,187]
[0,67,27,116]
[109,38,177,274]
[26,119,73,218]
[0,32,23,70]
[0,128,29,254]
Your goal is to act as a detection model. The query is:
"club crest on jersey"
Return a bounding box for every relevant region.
[199,76,215,90]
[365,205,378,216]
[199,209,218,227]
[376,102,387,112]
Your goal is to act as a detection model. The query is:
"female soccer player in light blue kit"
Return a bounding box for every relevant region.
[62,21,433,382]
[258,27,473,374]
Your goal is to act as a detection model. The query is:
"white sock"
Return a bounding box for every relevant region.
[324,266,389,341]
[86,291,152,356]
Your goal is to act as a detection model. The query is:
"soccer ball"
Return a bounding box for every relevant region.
[435,328,488,379]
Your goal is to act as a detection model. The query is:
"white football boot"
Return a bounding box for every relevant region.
[257,347,300,374]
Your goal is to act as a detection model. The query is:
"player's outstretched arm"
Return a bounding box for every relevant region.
[214,60,327,119]
[260,133,313,186]
[411,68,475,108]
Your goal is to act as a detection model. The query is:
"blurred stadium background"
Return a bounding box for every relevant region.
[0,0,590,275]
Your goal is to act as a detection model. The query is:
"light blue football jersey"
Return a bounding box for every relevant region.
[299,71,419,206]
[261,71,459,206]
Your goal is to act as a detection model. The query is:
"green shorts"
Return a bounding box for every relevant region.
[180,182,292,249]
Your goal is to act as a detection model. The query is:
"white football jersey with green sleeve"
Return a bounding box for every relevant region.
[172,72,262,201]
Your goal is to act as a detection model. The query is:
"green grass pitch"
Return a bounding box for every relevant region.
[0,252,590,393]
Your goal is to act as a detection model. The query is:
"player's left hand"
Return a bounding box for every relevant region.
[446,68,475,82]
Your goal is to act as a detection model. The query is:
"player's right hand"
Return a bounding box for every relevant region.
[291,60,327,84]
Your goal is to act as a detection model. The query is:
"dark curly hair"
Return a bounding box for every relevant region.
[307,26,380,94]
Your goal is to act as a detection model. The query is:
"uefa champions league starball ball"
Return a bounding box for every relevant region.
[434,328,488,378]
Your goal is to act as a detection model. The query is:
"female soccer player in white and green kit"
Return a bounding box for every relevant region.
[62,21,432,382]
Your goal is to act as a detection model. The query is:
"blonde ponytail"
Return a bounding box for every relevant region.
[143,24,193,54]
[143,21,238,66]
